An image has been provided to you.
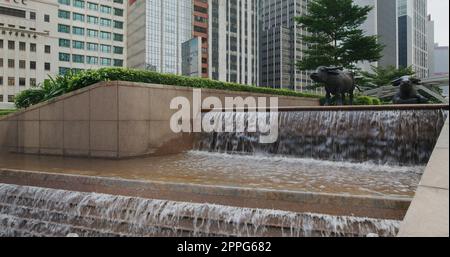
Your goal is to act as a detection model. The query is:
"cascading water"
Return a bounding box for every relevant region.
[0,183,400,237]
[195,110,448,165]
[1,109,446,237]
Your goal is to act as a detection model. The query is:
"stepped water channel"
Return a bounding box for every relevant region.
[0,108,447,237]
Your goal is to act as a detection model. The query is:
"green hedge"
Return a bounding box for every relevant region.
[0,109,16,117]
[14,67,382,109]
[15,68,321,109]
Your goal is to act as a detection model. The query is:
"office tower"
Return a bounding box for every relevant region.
[127,0,192,74]
[209,0,259,85]
[56,0,127,75]
[355,0,398,71]
[426,15,435,78]
[0,0,58,107]
[398,0,429,78]
[193,0,209,78]
[259,0,312,91]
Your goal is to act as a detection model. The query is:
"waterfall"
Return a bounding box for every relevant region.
[195,110,448,165]
[0,183,400,237]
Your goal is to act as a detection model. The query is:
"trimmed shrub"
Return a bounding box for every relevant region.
[14,89,46,109]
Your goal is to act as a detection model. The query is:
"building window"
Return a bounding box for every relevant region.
[114,59,123,67]
[87,16,98,24]
[87,42,98,51]
[86,56,98,65]
[58,24,70,33]
[30,43,36,52]
[8,77,15,86]
[100,58,111,66]
[59,67,70,75]
[19,42,26,51]
[58,0,70,6]
[72,41,84,49]
[73,0,85,8]
[44,14,50,22]
[58,10,70,19]
[72,54,84,63]
[59,38,71,48]
[0,58,3,67]
[8,59,14,68]
[113,33,123,42]
[19,77,26,86]
[8,41,14,50]
[45,62,51,71]
[45,45,51,53]
[19,60,25,69]
[30,78,36,87]
[59,53,70,62]
[0,95,3,102]
[114,21,123,29]
[72,26,85,36]
[100,5,111,14]
[87,2,98,11]
[0,39,3,49]
[0,76,3,86]
[30,12,36,20]
[8,95,15,103]
[113,46,123,54]
[30,61,36,70]
[73,13,85,22]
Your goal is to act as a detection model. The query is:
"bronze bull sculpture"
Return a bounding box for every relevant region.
[310,66,361,106]
[392,76,428,104]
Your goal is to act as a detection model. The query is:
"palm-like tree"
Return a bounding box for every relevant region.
[359,65,415,89]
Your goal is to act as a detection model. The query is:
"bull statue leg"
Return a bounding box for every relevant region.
[349,91,354,105]
[336,90,344,106]
[324,90,332,106]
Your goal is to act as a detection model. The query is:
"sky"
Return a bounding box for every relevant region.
[428,0,449,46]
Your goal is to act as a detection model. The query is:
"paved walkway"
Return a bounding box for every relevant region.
[399,117,449,237]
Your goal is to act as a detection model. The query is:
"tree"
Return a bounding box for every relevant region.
[296,0,384,70]
[359,65,415,89]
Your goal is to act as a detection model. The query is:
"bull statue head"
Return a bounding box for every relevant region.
[391,76,428,104]
[310,66,344,83]
[391,76,421,87]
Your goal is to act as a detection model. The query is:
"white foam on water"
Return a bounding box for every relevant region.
[0,183,400,237]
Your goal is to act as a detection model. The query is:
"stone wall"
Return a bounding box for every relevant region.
[398,117,449,237]
[0,81,320,159]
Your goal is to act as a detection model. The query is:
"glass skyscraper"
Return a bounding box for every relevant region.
[398,0,430,78]
[127,0,192,74]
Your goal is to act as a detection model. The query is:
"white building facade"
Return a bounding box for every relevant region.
[0,0,127,108]
[56,0,127,75]
[0,0,58,107]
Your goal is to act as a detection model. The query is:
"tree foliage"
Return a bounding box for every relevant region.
[296,0,384,70]
[359,65,416,89]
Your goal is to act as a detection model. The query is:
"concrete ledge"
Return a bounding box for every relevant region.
[399,117,449,237]
[203,104,449,113]
[0,168,411,220]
